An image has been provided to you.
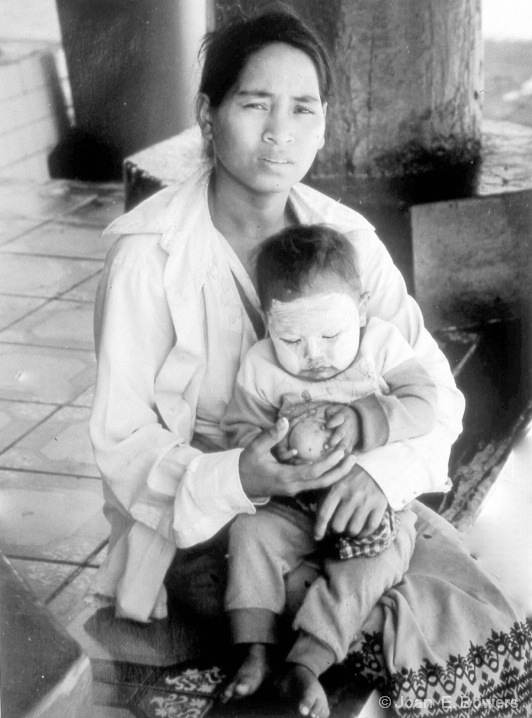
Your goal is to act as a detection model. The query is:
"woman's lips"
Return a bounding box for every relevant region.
[260,156,292,165]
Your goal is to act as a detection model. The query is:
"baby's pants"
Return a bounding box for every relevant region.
[225,503,417,677]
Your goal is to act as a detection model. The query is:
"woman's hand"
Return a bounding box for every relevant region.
[314,465,388,540]
[239,417,357,499]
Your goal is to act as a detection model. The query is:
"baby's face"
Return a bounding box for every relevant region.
[267,275,365,381]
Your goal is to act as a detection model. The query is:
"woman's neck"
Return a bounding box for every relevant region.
[208,172,294,274]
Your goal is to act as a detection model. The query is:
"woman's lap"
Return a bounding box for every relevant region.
[165,504,532,716]
[346,501,532,716]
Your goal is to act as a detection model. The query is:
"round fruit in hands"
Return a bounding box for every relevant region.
[286,403,335,463]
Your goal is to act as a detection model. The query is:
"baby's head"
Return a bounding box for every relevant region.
[255,225,367,381]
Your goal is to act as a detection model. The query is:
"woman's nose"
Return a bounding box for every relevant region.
[262,111,294,145]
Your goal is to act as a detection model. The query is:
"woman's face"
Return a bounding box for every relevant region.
[199,42,327,199]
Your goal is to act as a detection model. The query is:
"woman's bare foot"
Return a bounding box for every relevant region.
[276,663,329,718]
[222,643,272,702]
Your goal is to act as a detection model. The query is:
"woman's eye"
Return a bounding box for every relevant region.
[323,333,339,340]
[281,338,301,345]
[245,102,267,110]
[295,106,313,115]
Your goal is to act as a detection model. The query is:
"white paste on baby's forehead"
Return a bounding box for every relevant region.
[268,292,358,334]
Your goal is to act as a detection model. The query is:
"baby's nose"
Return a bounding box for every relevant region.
[303,338,322,361]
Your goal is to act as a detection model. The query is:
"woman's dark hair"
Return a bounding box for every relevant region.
[199,7,333,108]
[254,225,361,311]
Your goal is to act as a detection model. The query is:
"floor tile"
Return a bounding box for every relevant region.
[0,179,95,220]
[0,295,48,331]
[0,217,46,246]
[0,299,94,351]
[91,658,157,687]
[62,192,126,228]
[0,399,57,452]
[10,557,85,604]
[69,385,95,408]
[85,545,107,568]
[466,425,532,616]
[0,253,102,297]
[92,704,138,718]
[46,565,98,625]
[0,469,107,562]
[92,679,142,709]
[0,405,99,476]
[67,605,204,667]
[61,272,102,302]
[1,220,115,260]
[0,343,95,403]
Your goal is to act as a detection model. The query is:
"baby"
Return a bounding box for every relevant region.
[221,225,438,718]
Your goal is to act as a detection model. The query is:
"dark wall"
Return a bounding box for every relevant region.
[54,0,192,180]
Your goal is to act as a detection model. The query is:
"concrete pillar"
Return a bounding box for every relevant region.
[55,0,206,179]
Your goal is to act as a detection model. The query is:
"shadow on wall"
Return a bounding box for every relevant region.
[49,128,123,182]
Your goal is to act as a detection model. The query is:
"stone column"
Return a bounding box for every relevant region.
[55,0,206,179]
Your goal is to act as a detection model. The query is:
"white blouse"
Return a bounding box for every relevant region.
[88,168,465,622]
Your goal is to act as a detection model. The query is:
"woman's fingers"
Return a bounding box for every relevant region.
[273,450,346,497]
[276,445,298,462]
[253,417,290,454]
[314,487,342,540]
[350,507,383,537]
[241,425,355,499]
[298,450,355,490]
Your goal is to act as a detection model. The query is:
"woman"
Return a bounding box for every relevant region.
[89,8,531,717]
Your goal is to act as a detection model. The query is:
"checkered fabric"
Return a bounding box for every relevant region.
[321,506,400,560]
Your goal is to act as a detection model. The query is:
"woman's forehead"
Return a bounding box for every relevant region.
[234,42,322,96]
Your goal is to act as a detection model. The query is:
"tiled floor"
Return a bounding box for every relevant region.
[0,178,234,718]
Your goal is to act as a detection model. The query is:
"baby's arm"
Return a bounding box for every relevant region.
[325,358,436,454]
[327,323,438,453]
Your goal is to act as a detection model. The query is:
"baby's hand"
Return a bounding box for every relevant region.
[324,405,360,455]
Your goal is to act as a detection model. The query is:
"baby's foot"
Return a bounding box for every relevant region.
[222,643,272,702]
[276,663,330,718]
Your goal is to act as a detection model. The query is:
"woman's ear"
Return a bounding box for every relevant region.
[196,93,214,141]
[318,102,327,149]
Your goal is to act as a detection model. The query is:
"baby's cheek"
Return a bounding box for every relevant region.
[273,342,301,375]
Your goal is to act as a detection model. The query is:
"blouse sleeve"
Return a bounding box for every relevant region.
[89,234,256,550]
[352,231,465,510]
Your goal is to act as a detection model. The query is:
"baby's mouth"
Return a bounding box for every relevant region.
[302,366,334,379]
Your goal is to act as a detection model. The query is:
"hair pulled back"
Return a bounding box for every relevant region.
[199,7,333,108]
